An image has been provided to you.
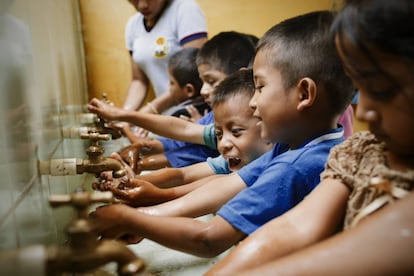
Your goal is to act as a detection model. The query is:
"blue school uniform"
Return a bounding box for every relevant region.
[217,127,344,235]
[159,111,220,167]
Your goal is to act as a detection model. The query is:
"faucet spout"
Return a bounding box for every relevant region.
[46,189,148,275]
[38,157,126,178]
[77,157,126,178]
[46,240,146,275]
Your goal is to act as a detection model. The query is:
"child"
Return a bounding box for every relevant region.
[90,10,354,258]
[94,69,272,206]
[165,47,209,119]
[88,31,257,171]
[207,1,414,274]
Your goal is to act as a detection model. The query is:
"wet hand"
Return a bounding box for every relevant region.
[118,144,143,174]
[90,204,130,240]
[108,178,166,207]
[87,98,126,121]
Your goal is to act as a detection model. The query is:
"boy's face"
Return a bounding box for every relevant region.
[197,63,228,106]
[214,93,272,171]
[251,49,299,143]
[168,69,189,104]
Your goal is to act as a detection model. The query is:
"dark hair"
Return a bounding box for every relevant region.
[211,69,254,108]
[168,47,202,95]
[257,10,354,116]
[332,0,414,89]
[196,31,257,75]
[333,0,414,60]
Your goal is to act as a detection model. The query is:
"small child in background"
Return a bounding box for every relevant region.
[118,47,208,145]
[94,69,273,206]
[164,47,210,120]
[90,10,354,258]
[88,32,258,172]
[207,1,414,274]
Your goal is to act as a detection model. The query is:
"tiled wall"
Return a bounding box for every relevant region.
[0,0,89,251]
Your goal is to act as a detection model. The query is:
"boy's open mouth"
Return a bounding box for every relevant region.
[228,157,241,168]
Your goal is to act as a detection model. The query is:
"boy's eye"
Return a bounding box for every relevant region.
[215,130,223,140]
[255,85,264,92]
[232,128,244,137]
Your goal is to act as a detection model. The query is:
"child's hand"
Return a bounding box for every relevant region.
[118,144,143,174]
[92,153,135,191]
[87,98,126,121]
[108,178,167,207]
[180,105,203,122]
[133,127,149,138]
[90,204,142,244]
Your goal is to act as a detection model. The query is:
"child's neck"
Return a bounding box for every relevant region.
[289,121,338,150]
[385,151,414,172]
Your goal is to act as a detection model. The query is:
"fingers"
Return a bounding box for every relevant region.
[185,105,203,122]
[120,234,144,244]
[87,98,102,112]
[118,145,140,175]
[131,127,148,138]
[179,114,192,122]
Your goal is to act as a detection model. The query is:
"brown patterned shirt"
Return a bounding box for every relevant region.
[321,131,414,229]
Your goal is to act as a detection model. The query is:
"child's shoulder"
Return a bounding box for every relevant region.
[332,131,384,156]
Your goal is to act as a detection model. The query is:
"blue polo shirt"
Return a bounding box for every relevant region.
[217,127,344,234]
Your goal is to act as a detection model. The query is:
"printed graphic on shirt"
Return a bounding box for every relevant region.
[154,37,169,58]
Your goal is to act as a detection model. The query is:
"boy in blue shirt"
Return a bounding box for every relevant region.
[91,11,354,257]
[93,69,272,206]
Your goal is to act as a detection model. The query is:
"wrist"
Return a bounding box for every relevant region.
[146,102,159,114]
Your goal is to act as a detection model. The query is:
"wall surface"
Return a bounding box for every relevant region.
[0,0,88,253]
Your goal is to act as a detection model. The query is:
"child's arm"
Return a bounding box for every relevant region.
[117,140,165,174]
[92,204,246,257]
[206,178,350,275]
[88,98,206,145]
[135,152,170,173]
[234,191,414,276]
[136,161,216,188]
[138,173,245,218]
[109,174,221,207]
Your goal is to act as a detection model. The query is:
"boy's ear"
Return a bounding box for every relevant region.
[296,77,317,111]
[184,84,196,98]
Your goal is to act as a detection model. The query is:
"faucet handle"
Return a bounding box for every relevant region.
[49,189,113,210]
[80,131,110,142]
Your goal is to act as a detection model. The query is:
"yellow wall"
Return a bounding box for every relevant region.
[79,0,333,107]
[198,0,332,38]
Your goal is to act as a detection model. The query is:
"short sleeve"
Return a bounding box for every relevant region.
[174,0,208,44]
[203,124,217,149]
[321,131,375,190]
[206,155,230,174]
[125,14,139,51]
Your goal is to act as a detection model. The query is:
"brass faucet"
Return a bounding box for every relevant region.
[94,116,123,140]
[46,188,147,275]
[39,130,126,178]
[79,130,125,177]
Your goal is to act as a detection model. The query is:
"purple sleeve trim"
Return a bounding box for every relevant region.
[180,32,208,46]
